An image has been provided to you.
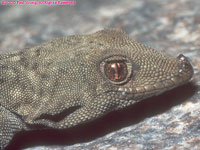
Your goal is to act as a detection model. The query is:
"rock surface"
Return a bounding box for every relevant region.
[0,0,199,150]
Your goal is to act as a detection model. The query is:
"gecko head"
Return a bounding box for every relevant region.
[98,52,193,102]
[94,29,194,107]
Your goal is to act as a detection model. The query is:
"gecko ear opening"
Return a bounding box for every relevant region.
[100,56,132,85]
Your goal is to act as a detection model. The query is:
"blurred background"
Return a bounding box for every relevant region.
[0,0,200,150]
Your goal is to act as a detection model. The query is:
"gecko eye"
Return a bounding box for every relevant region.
[104,62,127,82]
[99,56,133,85]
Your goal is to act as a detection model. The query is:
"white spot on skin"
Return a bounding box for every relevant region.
[180,56,185,61]
[118,88,123,91]
[10,89,22,99]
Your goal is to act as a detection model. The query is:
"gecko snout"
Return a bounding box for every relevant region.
[177,54,193,81]
[177,54,192,71]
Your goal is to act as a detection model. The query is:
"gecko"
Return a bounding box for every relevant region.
[0,28,193,149]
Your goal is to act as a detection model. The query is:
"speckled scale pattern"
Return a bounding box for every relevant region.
[0,28,193,149]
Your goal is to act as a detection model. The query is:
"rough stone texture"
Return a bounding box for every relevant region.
[0,0,199,150]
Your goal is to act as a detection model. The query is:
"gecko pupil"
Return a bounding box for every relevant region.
[105,62,127,82]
